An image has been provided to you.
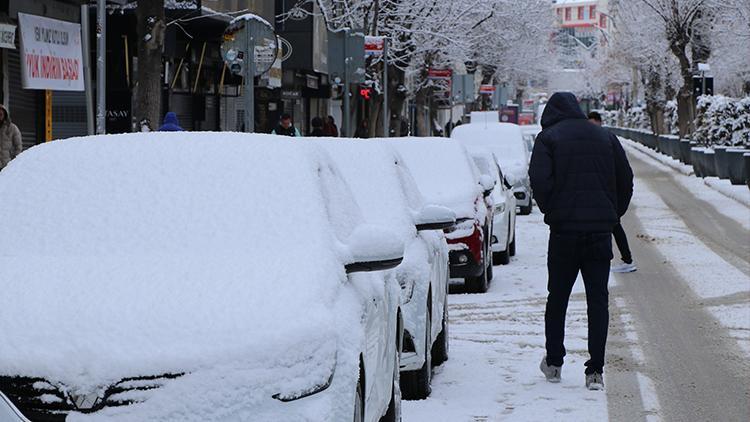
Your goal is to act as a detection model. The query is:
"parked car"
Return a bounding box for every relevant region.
[520,124,542,155]
[387,139,495,293]
[316,140,454,400]
[0,133,404,422]
[468,148,518,265]
[452,116,534,215]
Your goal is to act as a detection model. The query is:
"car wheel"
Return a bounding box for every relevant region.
[353,377,364,422]
[493,250,510,265]
[519,203,532,215]
[465,266,488,293]
[401,310,432,400]
[431,298,449,365]
[509,236,516,257]
[380,347,402,422]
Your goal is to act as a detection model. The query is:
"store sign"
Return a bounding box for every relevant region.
[427,68,452,81]
[18,13,83,91]
[0,24,16,49]
[281,89,301,99]
[364,36,384,57]
[479,84,496,95]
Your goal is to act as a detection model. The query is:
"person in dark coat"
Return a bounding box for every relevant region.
[159,112,184,131]
[529,92,633,390]
[272,113,301,137]
[354,120,369,138]
[310,117,325,137]
[322,115,339,137]
[588,111,637,273]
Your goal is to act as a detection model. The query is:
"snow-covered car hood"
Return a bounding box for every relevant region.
[0,254,347,391]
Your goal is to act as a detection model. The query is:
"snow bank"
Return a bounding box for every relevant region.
[385,138,483,220]
[0,133,362,391]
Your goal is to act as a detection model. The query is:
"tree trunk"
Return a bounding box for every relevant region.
[135,1,165,132]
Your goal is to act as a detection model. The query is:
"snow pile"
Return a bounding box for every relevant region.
[0,133,366,396]
[450,121,529,180]
[693,95,750,148]
[622,106,650,130]
[385,138,482,220]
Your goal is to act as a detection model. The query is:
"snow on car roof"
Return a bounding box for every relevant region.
[0,132,362,388]
[451,122,529,176]
[385,138,481,219]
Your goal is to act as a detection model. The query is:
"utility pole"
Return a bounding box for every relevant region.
[96,0,106,134]
[382,38,389,137]
[342,28,350,137]
[81,4,94,135]
[244,27,255,133]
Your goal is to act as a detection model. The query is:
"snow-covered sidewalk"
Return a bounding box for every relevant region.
[402,211,608,421]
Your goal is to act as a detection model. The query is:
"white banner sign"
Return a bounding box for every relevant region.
[0,24,17,50]
[18,13,84,91]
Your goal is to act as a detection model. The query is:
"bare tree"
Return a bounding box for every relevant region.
[135,1,166,131]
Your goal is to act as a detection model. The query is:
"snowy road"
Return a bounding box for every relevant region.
[403,142,749,421]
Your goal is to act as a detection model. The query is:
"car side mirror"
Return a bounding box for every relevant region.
[479,174,495,197]
[345,225,405,274]
[414,205,456,231]
[504,172,518,187]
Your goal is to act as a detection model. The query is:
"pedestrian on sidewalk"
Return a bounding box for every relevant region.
[322,115,339,137]
[588,111,637,273]
[159,112,184,131]
[0,105,23,172]
[272,113,301,137]
[309,117,325,137]
[529,93,633,390]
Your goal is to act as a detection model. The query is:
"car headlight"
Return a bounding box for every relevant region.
[272,358,336,402]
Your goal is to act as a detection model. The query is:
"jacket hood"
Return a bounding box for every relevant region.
[159,112,183,131]
[540,92,586,129]
[0,104,11,125]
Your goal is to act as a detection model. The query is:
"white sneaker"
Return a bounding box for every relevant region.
[611,262,637,273]
[586,373,604,390]
[540,356,561,383]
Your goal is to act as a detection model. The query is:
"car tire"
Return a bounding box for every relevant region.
[353,377,364,422]
[466,267,488,293]
[401,311,432,400]
[519,203,532,215]
[493,250,510,265]
[509,236,516,257]
[431,298,449,366]
[380,347,402,422]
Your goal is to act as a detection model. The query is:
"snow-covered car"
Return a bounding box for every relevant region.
[316,140,454,400]
[520,124,542,155]
[468,149,517,265]
[387,139,495,294]
[453,112,534,215]
[0,133,404,422]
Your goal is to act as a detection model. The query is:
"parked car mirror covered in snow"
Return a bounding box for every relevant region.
[480,174,496,197]
[345,225,405,273]
[414,205,456,231]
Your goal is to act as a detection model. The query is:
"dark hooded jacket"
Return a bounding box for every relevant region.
[529,92,633,232]
[159,112,184,131]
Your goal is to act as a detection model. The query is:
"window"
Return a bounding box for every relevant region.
[583,7,589,20]
[557,8,562,17]
[590,5,597,19]
[600,14,607,28]
[578,6,584,20]
[565,7,571,21]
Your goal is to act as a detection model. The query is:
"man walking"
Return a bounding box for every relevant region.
[272,113,301,137]
[529,93,633,390]
[0,105,22,172]
[588,111,637,273]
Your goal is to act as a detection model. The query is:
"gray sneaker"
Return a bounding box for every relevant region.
[586,373,604,390]
[539,356,561,383]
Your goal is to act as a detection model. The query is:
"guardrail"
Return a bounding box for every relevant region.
[605,126,749,188]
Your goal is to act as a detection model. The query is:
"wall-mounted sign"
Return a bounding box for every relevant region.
[364,36,384,57]
[0,24,17,50]
[18,13,84,91]
[281,89,301,99]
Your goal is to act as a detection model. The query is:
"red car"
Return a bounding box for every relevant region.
[388,139,496,293]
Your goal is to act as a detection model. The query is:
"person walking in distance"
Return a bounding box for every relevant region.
[309,117,325,137]
[529,93,633,390]
[272,113,301,137]
[588,111,637,273]
[0,105,23,172]
[322,115,339,137]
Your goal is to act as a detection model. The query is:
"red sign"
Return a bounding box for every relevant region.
[518,112,535,125]
[479,84,495,95]
[427,68,452,80]
[364,36,385,57]
[359,87,372,100]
